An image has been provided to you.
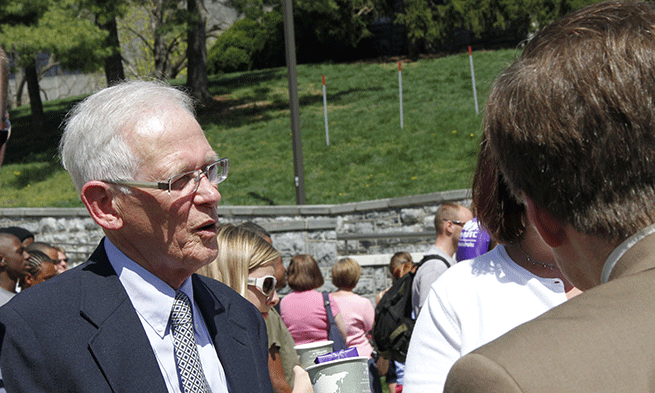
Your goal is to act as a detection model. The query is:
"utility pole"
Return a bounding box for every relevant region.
[282,0,306,205]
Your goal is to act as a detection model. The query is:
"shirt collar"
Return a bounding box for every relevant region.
[600,223,655,284]
[104,238,196,338]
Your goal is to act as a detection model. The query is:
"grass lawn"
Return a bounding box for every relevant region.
[0,48,520,207]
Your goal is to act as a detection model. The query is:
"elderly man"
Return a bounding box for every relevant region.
[0,81,273,392]
[444,2,655,392]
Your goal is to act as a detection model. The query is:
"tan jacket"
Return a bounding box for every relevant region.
[444,231,655,393]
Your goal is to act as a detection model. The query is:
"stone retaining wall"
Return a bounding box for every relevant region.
[0,189,470,301]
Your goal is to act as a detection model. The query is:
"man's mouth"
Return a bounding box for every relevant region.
[196,221,217,233]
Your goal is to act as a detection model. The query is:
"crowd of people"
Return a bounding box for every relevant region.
[0,227,68,305]
[2,1,655,391]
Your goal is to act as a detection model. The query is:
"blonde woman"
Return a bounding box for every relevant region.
[198,224,312,393]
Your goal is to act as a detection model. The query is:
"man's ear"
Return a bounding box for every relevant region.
[524,196,566,248]
[81,181,124,230]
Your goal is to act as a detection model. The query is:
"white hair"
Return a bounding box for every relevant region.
[59,80,196,193]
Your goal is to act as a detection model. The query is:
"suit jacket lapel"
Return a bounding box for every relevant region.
[193,275,252,392]
[81,242,168,392]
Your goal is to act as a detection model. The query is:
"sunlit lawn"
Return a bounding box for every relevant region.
[0,48,519,207]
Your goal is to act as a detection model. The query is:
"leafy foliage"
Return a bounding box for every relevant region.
[397,0,602,53]
[0,0,109,70]
[207,11,285,74]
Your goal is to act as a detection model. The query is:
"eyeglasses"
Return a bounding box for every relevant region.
[247,275,277,298]
[442,219,465,227]
[104,158,229,197]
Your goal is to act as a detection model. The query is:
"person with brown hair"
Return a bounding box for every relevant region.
[444,2,655,391]
[403,134,580,393]
[376,252,414,305]
[280,254,348,345]
[330,258,375,357]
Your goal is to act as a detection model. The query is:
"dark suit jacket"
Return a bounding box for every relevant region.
[444,231,655,393]
[0,240,273,393]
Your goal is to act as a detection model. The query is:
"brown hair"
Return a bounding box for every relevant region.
[287,254,324,291]
[389,252,413,276]
[472,134,524,244]
[331,258,361,290]
[485,1,655,242]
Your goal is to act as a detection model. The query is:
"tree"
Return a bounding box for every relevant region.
[80,0,133,85]
[225,0,381,63]
[118,0,188,80]
[0,0,109,135]
[396,0,601,54]
[187,0,211,101]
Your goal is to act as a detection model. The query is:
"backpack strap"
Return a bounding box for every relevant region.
[417,254,451,269]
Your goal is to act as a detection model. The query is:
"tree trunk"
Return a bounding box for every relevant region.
[25,60,45,136]
[101,17,125,85]
[186,0,211,101]
[152,0,168,79]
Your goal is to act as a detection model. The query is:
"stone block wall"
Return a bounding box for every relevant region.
[0,189,470,302]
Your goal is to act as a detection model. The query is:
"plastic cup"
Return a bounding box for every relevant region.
[294,340,334,369]
[305,356,370,393]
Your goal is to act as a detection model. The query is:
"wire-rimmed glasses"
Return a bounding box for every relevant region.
[104,158,229,197]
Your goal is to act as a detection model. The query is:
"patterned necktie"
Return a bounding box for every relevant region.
[170,290,212,393]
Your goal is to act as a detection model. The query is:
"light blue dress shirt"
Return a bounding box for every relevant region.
[105,238,228,393]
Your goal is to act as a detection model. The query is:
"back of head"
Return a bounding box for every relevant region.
[203,224,280,297]
[331,258,362,290]
[59,80,195,193]
[287,254,324,292]
[389,252,413,277]
[486,1,655,242]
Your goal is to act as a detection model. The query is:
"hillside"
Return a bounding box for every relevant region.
[0,49,519,207]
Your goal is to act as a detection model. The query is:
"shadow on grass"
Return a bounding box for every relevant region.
[6,69,382,162]
[3,97,81,165]
[198,84,383,129]
[7,161,62,189]
[208,69,286,94]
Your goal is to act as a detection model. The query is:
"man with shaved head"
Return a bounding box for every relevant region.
[412,202,473,316]
[0,233,30,306]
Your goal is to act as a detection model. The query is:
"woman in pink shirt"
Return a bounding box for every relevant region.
[329,258,375,357]
[280,254,347,345]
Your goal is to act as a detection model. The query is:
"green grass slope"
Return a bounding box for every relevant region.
[0,48,519,207]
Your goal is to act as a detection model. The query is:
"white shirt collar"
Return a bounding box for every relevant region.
[600,223,655,284]
[104,238,197,338]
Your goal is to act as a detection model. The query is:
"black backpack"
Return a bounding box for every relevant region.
[371,254,450,362]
